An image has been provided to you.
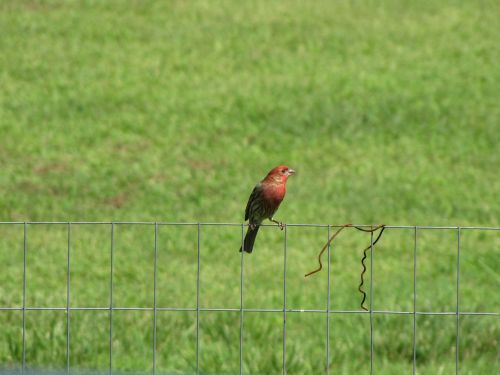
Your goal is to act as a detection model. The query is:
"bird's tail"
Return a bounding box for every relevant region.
[239,225,260,253]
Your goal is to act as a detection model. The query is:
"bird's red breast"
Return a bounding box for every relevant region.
[260,165,295,206]
[261,180,287,207]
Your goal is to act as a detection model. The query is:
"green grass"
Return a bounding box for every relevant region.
[1,0,499,374]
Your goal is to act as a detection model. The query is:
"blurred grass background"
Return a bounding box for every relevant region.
[0,0,499,374]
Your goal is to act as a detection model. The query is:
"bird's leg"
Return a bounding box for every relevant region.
[270,217,284,230]
[249,223,257,230]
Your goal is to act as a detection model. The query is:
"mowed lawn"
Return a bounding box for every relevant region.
[0,0,499,374]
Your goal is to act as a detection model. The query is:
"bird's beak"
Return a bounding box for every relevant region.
[288,168,296,176]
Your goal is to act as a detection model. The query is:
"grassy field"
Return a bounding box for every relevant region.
[1,0,499,374]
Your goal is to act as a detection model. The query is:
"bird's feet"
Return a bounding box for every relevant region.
[270,218,285,230]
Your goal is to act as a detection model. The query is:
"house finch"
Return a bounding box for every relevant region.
[239,165,296,253]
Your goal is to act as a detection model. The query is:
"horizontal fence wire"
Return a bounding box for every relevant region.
[0,222,498,375]
[0,307,498,315]
[0,222,499,230]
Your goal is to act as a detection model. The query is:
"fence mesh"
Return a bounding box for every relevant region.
[0,222,499,374]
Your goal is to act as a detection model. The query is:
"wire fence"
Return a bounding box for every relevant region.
[0,222,499,374]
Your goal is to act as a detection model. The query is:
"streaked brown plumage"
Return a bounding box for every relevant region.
[239,165,295,253]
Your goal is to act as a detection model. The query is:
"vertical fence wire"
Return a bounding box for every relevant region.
[282,225,288,375]
[196,223,201,374]
[22,222,27,375]
[66,223,71,375]
[239,224,245,375]
[412,227,417,375]
[153,223,158,374]
[369,231,374,375]
[325,224,331,375]
[109,223,114,375]
[456,227,461,375]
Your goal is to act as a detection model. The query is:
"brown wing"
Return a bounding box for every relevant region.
[245,183,262,221]
[245,183,278,224]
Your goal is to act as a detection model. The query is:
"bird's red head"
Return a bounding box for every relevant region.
[264,165,296,183]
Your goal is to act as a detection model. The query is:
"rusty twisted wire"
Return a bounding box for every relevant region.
[304,224,386,311]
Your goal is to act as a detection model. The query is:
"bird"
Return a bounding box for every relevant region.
[239,165,296,253]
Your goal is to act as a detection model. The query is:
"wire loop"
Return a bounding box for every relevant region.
[304,224,386,311]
